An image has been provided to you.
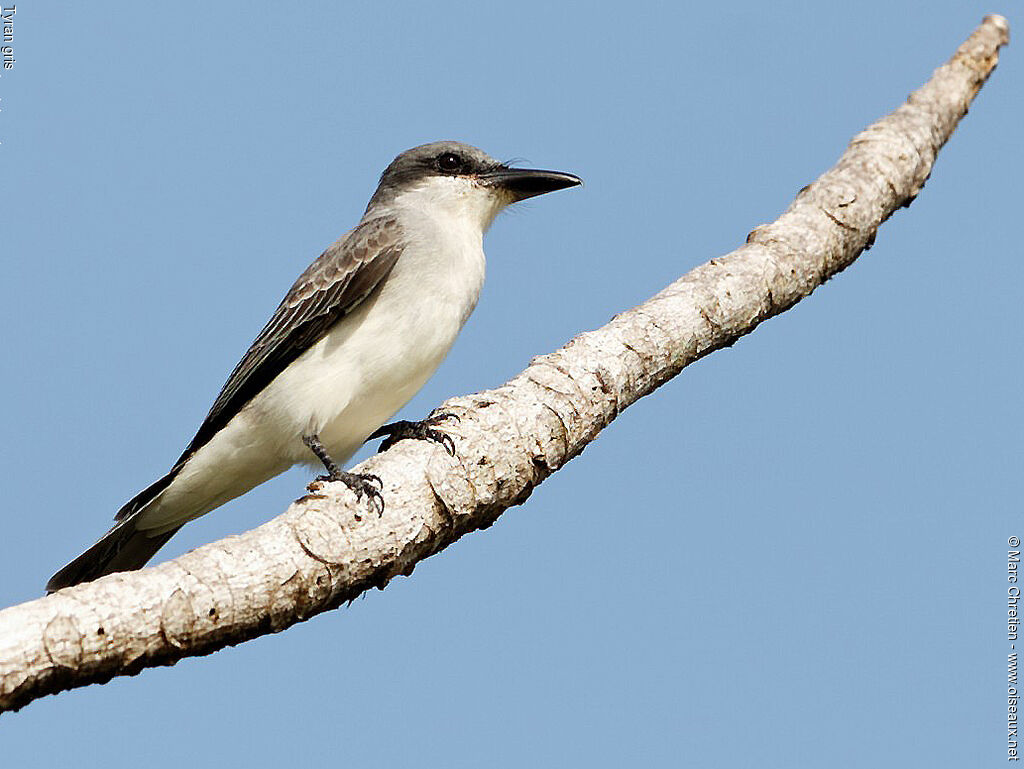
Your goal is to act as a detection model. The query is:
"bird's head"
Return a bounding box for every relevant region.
[366,141,582,231]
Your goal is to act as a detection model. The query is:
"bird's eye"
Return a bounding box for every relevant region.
[436,152,464,173]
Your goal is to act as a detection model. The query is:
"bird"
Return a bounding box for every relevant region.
[46,141,581,592]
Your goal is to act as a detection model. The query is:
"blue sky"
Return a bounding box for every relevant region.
[1,2,1018,766]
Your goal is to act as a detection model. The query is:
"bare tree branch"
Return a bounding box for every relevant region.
[0,14,1009,714]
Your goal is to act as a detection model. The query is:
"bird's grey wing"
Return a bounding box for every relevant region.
[184,214,406,460]
[114,215,405,522]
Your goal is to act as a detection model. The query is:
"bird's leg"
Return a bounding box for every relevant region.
[303,434,384,515]
[368,412,460,456]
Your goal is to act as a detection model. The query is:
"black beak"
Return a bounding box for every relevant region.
[479,167,583,202]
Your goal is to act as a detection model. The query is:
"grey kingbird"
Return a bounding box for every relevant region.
[47,141,581,592]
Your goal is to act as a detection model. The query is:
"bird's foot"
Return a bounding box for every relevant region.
[313,470,384,517]
[368,412,460,455]
[304,433,385,515]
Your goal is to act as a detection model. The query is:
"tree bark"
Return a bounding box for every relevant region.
[0,14,1009,714]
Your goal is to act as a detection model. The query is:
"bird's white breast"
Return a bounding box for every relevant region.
[257,181,490,465]
[135,176,495,533]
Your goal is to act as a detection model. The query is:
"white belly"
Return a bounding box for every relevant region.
[268,245,482,464]
[135,229,486,535]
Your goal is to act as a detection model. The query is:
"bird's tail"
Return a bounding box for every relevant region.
[45,518,182,593]
[46,472,184,593]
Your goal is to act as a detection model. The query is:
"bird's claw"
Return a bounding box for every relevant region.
[315,470,385,516]
[369,412,460,457]
[428,410,461,424]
